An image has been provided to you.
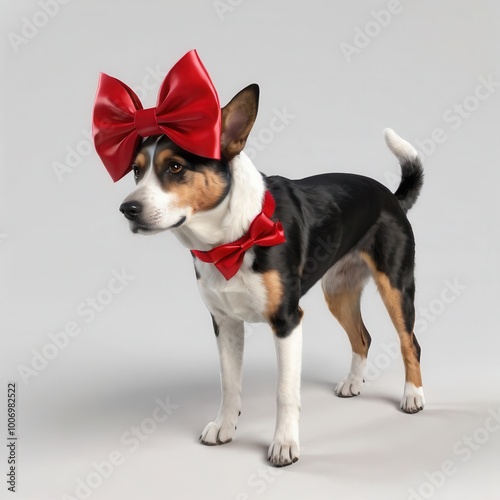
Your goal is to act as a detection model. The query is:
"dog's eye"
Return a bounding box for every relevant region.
[168,162,183,174]
[132,164,140,181]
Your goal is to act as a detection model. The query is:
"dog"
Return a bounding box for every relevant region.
[113,81,425,466]
[93,50,425,465]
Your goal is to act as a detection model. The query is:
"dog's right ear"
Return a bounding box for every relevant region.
[221,84,259,162]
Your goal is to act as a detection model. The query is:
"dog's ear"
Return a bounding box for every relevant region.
[221,84,259,161]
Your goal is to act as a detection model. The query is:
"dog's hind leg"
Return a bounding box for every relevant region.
[360,251,425,413]
[200,316,244,445]
[322,253,372,397]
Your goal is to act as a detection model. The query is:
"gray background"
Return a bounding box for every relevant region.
[2,1,500,499]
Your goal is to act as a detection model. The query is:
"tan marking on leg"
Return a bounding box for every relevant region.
[399,334,422,387]
[324,288,370,357]
[360,252,422,387]
[262,270,283,319]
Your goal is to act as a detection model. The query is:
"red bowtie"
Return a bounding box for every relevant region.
[92,50,221,182]
[192,191,286,280]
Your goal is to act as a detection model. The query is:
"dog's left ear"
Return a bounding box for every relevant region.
[221,84,259,161]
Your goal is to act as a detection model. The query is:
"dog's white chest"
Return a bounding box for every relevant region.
[194,252,267,324]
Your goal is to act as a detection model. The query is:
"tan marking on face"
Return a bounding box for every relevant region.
[152,146,226,213]
[169,169,226,213]
[155,148,176,168]
[360,252,422,387]
[133,151,149,171]
[324,287,370,356]
[262,270,283,319]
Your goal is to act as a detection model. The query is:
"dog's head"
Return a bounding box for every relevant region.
[119,84,259,234]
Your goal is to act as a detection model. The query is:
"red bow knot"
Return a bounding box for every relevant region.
[134,108,161,137]
[192,191,286,280]
[92,50,221,182]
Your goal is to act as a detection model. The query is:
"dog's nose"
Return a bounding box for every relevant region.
[120,201,143,220]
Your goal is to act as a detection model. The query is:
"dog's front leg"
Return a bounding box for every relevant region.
[268,321,302,466]
[200,316,244,446]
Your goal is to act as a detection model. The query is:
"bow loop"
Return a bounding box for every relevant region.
[248,212,276,241]
[93,50,221,182]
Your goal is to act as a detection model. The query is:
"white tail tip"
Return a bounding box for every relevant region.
[384,128,418,162]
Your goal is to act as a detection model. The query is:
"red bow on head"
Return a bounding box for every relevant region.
[92,50,221,182]
[192,191,286,280]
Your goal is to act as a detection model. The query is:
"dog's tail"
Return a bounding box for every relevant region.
[384,128,423,212]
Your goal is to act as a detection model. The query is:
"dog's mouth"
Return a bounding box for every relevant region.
[171,216,186,229]
[131,225,159,235]
[130,216,186,234]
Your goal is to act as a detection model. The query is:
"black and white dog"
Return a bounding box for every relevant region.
[118,85,424,467]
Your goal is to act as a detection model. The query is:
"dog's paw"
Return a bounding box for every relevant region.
[335,376,364,398]
[199,419,237,446]
[400,383,425,414]
[268,439,300,467]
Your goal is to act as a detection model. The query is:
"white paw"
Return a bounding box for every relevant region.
[200,417,238,446]
[401,383,425,414]
[335,376,364,397]
[268,439,300,467]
